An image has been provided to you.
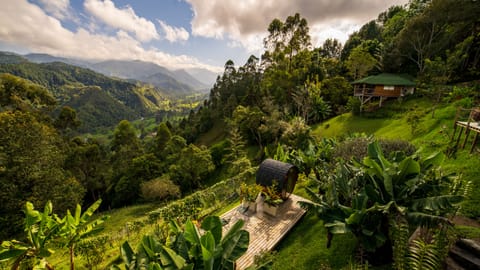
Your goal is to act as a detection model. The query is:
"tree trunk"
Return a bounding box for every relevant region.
[70,245,75,270]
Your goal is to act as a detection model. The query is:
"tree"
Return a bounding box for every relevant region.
[65,137,110,204]
[108,120,143,207]
[54,106,81,133]
[321,76,353,114]
[0,111,84,239]
[345,46,377,79]
[231,105,265,148]
[0,73,56,113]
[112,153,163,207]
[283,13,311,71]
[153,122,172,157]
[110,120,141,153]
[169,144,215,192]
[320,38,342,59]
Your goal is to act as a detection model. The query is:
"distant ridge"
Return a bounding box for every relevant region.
[90,59,209,92]
[0,52,217,94]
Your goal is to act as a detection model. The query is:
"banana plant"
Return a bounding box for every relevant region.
[113,234,191,270]
[56,199,107,270]
[173,216,249,270]
[0,201,58,270]
[301,141,464,258]
[116,216,249,270]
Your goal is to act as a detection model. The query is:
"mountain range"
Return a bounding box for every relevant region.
[22,53,218,94]
[0,51,212,132]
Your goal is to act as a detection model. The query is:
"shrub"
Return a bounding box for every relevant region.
[209,139,228,166]
[347,97,361,115]
[334,137,416,161]
[140,176,181,202]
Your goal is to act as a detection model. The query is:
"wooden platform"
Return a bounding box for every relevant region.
[452,108,480,153]
[453,121,480,153]
[221,194,309,270]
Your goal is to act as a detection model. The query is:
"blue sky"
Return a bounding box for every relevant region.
[0,0,408,72]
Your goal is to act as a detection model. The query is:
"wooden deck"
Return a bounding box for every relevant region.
[452,107,480,153]
[221,194,309,270]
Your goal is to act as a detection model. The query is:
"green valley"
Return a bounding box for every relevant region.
[1,0,480,269]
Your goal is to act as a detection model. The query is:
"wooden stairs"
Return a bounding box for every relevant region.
[446,238,480,269]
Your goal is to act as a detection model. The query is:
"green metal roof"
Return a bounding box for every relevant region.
[352,73,416,86]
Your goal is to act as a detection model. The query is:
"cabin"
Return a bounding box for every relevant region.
[352,73,415,107]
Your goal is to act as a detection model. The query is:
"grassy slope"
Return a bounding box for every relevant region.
[272,213,357,270]
[271,97,480,270]
[312,97,480,217]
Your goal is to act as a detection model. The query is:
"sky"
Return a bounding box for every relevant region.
[0,0,409,72]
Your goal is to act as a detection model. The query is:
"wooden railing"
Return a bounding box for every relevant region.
[354,88,375,96]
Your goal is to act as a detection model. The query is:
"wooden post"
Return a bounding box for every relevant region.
[462,126,471,149]
[470,132,478,154]
[455,126,464,148]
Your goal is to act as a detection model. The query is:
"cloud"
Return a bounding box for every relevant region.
[0,0,221,72]
[38,0,70,19]
[186,0,409,50]
[83,0,159,42]
[158,20,189,43]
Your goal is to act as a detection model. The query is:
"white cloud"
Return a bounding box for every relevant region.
[158,20,189,43]
[38,0,70,19]
[310,20,361,46]
[186,0,409,50]
[0,0,221,72]
[83,0,159,42]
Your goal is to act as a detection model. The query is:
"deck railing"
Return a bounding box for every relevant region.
[354,88,375,96]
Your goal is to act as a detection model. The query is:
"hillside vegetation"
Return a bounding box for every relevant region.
[1,0,480,269]
[0,59,200,132]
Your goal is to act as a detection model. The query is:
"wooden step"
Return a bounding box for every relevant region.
[446,256,466,270]
[449,246,480,270]
[458,239,480,258]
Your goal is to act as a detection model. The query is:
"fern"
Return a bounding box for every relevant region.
[408,239,440,270]
[390,217,409,270]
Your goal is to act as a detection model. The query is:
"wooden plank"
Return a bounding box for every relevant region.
[221,194,309,270]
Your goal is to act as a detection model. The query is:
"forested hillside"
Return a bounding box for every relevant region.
[0,59,177,132]
[1,0,480,268]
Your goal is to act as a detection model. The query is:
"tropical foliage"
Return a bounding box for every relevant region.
[300,141,465,265]
[0,200,106,270]
[113,216,249,270]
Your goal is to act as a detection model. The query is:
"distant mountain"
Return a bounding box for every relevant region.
[185,68,219,87]
[90,59,208,94]
[0,51,28,64]
[173,69,209,91]
[91,59,167,79]
[0,60,169,132]
[1,51,216,95]
[24,53,91,68]
[137,72,194,95]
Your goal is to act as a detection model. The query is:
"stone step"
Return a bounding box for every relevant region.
[458,239,480,258]
[449,245,480,270]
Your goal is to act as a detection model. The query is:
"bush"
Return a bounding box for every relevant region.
[347,97,361,115]
[140,176,181,202]
[334,137,416,161]
[210,139,228,166]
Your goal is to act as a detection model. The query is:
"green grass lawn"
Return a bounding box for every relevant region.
[312,97,480,218]
[272,213,358,270]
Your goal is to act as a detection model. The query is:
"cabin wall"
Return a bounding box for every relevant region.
[354,84,414,97]
[373,85,402,97]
